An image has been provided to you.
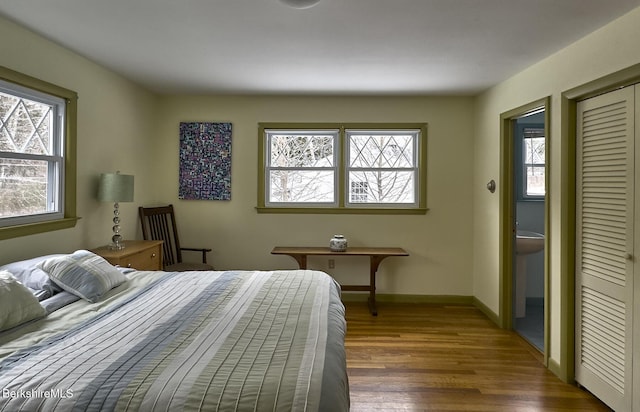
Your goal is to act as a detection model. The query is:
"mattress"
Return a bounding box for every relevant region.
[0,269,349,411]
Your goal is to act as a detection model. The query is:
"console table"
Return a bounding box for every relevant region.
[271,246,409,315]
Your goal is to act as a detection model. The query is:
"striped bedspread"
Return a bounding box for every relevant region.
[0,270,349,412]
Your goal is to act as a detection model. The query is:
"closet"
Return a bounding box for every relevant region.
[575,84,639,412]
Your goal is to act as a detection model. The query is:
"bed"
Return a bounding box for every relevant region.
[0,250,349,411]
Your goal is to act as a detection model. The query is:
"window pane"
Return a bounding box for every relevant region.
[524,136,545,165]
[526,166,545,196]
[348,171,415,203]
[269,170,334,203]
[270,134,334,167]
[349,134,414,168]
[0,158,50,218]
[523,133,545,197]
[0,92,53,155]
[350,181,369,202]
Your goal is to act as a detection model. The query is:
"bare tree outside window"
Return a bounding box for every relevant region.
[0,89,62,220]
[268,132,336,203]
[260,123,425,212]
[523,128,545,197]
[348,133,416,204]
[0,68,77,237]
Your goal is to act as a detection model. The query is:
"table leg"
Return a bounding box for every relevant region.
[291,254,307,270]
[368,256,386,316]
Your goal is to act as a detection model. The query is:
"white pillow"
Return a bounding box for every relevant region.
[0,270,47,332]
[37,250,127,303]
[0,254,64,300]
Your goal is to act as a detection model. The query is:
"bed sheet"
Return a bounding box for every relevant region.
[0,270,349,412]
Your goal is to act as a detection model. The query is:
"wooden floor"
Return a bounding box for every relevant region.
[344,301,611,412]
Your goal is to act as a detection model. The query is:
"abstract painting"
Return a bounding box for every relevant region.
[179,122,232,200]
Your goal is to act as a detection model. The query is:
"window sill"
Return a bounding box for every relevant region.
[255,207,428,215]
[0,217,80,240]
[516,197,545,202]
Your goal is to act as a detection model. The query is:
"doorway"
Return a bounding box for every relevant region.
[512,111,546,351]
[499,98,550,361]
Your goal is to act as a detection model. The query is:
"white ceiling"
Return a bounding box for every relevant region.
[2,0,639,95]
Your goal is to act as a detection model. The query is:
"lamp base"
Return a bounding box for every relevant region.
[108,202,125,250]
[109,241,126,251]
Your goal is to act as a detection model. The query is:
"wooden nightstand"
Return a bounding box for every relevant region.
[92,240,163,271]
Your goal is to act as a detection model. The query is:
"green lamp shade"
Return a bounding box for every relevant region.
[97,173,134,202]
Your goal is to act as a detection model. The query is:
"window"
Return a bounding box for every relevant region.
[0,66,78,239]
[522,127,545,198]
[265,129,338,205]
[347,129,419,206]
[258,123,427,214]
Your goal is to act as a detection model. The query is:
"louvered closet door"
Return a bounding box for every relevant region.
[576,85,635,412]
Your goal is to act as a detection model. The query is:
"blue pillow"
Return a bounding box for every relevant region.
[37,250,127,303]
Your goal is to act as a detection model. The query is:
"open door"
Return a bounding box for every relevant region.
[499,98,550,363]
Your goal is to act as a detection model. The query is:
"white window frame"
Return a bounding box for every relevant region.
[345,128,421,209]
[264,129,340,208]
[0,79,66,227]
[258,123,428,214]
[521,127,545,200]
[0,65,78,240]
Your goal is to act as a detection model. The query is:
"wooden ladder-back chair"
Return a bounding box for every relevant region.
[138,204,214,271]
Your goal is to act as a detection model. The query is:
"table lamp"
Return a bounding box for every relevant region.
[97,171,134,250]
